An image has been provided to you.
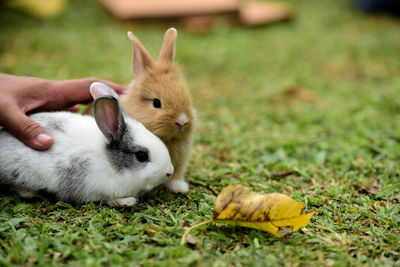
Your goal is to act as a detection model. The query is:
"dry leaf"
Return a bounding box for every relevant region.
[355,156,364,163]
[270,86,319,107]
[271,170,296,179]
[213,184,315,237]
[52,252,62,261]
[185,234,199,245]
[358,185,379,195]
[6,0,68,18]
[356,179,380,195]
[181,184,316,244]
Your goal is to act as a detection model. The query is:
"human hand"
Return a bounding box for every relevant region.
[0,74,128,150]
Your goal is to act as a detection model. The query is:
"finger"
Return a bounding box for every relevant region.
[83,77,129,95]
[67,78,128,96]
[50,79,93,106]
[64,104,80,113]
[1,106,54,150]
[98,80,129,95]
[46,78,128,110]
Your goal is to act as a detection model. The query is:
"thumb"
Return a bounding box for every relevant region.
[1,107,54,150]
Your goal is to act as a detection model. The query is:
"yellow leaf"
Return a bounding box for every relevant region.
[180,184,316,245]
[5,0,68,18]
[213,184,315,237]
[356,156,364,163]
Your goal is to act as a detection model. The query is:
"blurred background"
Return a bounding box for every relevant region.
[1,2,399,265]
[0,0,399,177]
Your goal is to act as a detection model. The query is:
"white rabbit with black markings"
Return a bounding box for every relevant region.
[0,82,174,206]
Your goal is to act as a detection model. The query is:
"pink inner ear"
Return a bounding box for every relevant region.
[159,28,177,62]
[102,102,119,138]
[133,43,143,78]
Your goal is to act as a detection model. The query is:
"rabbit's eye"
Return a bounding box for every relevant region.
[153,98,162,109]
[135,151,149,162]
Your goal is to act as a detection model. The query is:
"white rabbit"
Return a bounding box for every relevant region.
[0,82,174,206]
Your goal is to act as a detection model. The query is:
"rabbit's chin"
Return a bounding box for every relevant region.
[158,128,191,141]
[142,177,168,192]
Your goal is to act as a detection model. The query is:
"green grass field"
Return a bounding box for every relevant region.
[1,0,399,266]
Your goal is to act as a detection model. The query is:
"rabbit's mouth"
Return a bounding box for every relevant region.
[161,125,191,140]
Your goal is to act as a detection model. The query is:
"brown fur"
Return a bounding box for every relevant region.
[122,62,194,138]
[123,29,195,191]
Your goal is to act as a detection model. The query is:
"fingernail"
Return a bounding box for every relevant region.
[34,133,54,147]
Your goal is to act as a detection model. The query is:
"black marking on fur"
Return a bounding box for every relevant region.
[56,157,90,201]
[105,127,149,173]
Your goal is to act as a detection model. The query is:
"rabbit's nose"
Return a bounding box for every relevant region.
[175,122,187,132]
[176,113,189,132]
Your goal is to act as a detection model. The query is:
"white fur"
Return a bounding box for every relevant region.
[108,197,137,207]
[165,180,189,193]
[0,111,173,205]
[178,113,188,126]
[16,188,37,198]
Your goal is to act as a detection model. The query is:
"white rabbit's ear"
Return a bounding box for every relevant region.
[90,82,120,100]
[127,31,154,79]
[94,96,126,143]
[158,28,177,63]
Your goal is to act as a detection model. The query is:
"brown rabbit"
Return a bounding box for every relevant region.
[121,28,195,192]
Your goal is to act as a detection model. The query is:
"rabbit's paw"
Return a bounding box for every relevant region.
[108,197,137,207]
[165,180,189,192]
[16,188,37,198]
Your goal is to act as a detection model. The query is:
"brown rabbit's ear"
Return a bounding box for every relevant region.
[127,31,154,78]
[158,28,177,63]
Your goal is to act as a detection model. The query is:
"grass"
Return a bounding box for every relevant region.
[1,0,400,265]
